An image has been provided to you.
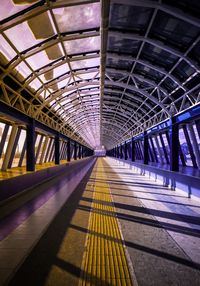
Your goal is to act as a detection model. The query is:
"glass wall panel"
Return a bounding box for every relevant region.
[179,127,193,167]
[0,122,11,169]
[156,134,166,164]
[36,134,46,164]
[193,123,200,151]
[12,128,26,168]
[152,137,161,163]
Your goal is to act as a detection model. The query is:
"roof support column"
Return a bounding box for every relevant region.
[131,138,135,162]
[55,132,60,165]
[82,145,84,158]
[124,141,128,160]
[143,131,149,165]
[78,144,81,159]
[26,119,35,171]
[169,118,179,172]
[67,138,71,162]
[74,141,77,160]
[120,144,123,159]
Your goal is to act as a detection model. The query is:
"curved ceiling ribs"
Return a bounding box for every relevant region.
[0,0,200,150]
[101,0,200,149]
[0,0,101,148]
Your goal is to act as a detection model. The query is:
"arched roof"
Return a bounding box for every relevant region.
[0,0,200,149]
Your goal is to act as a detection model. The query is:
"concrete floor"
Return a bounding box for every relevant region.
[1,157,200,286]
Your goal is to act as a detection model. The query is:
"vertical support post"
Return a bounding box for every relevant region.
[67,138,71,162]
[131,138,135,162]
[79,144,81,159]
[169,118,179,172]
[124,141,128,160]
[120,144,123,159]
[26,118,35,171]
[143,130,149,165]
[55,132,60,165]
[74,141,77,160]
[82,146,84,158]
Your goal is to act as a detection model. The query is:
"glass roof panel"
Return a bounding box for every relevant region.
[0,35,16,62]
[150,11,199,51]
[71,57,100,70]
[74,71,99,80]
[26,50,54,70]
[15,61,31,78]
[141,43,178,70]
[40,90,50,99]
[106,57,133,70]
[53,3,100,33]
[53,63,70,78]
[0,0,39,21]
[39,63,70,83]
[64,36,100,55]
[173,60,195,82]
[4,21,42,52]
[110,4,153,34]
[79,90,100,95]
[29,78,42,90]
[108,35,140,55]
[57,78,71,89]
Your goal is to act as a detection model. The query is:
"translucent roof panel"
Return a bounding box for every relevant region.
[57,78,72,89]
[0,35,16,62]
[4,21,42,52]
[71,58,100,70]
[150,10,200,52]
[173,60,195,82]
[26,50,55,70]
[64,36,100,55]
[141,43,178,71]
[39,63,70,83]
[106,57,133,71]
[74,71,99,81]
[53,3,100,33]
[108,35,141,56]
[0,0,40,21]
[79,90,100,96]
[15,61,32,78]
[110,4,153,34]
[53,63,70,78]
[29,78,42,91]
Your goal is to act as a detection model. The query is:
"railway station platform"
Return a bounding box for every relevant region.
[1,157,200,286]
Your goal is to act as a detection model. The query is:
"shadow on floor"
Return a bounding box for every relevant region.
[8,164,110,286]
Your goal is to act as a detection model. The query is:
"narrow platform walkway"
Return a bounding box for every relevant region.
[0,159,74,181]
[1,158,200,286]
[80,159,133,285]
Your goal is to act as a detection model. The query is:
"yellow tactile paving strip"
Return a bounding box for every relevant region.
[0,159,73,181]
[80,159,133,286]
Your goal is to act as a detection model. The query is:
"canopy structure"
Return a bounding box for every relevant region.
[0,0,200,150]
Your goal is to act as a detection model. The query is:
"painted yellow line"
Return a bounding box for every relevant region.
[80,158,133,286]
